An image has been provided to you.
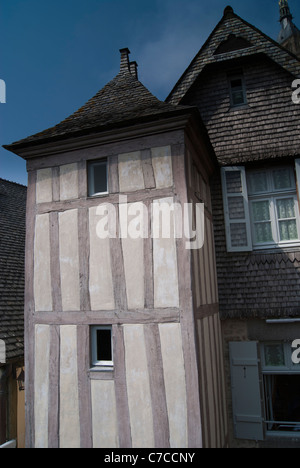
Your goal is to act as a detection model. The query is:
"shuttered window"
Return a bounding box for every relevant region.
[221,167,252,252]
[222,161,300,252]
[229,342,264,441]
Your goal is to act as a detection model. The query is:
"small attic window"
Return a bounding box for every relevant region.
[228,72,247,107]
[88,159,108,197]
[214,34,252,55]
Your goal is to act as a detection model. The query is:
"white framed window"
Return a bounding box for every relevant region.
[228,73,247,107]
[88,159,108,197]
[91,326,113,369]
[221,161,300,252]
[247,167,300,249]
[261,342,300,435]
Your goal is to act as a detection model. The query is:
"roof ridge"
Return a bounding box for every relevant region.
[4,63,191,154]
[166,6,300,105]
[0,178,27,189]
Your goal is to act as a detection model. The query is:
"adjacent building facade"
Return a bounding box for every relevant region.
[167,3,300,448]
[0,179,26,448]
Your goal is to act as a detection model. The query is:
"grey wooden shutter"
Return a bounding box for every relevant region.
[295,159,300,200]
[229,342,264,441]
[221,167,252,252]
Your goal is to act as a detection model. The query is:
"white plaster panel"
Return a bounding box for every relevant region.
[89,206,115,310]
[36,168,53,204]
[159,323,188,448]
[60,163,79,201]
[91,380,119,448]
[59,325,80,448]
[34,214,52,312]
[152,198,179,308]
[120,202,145,309]
[151,146,173,189]
[118,151,145,192]
[59,209,80,311]
[34,324,50,448]
[123,324,155,448]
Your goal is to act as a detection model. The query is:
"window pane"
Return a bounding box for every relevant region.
[273,168,294,191]
[248,172,268,194]
[228,196,245,219]
[226,171,242,193]
[97,329,112,362]
[232,90,245,106]
[93,163,107,194]
[279,220,298,241]
[88,161,107,196]
[264,344,285,367]
[264,375,300,431]
[277,198,295,219]
[254,222,273,244]
[231,79,243,89]
[252,200,270,222]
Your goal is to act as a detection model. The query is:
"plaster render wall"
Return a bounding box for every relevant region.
[59,325,80,448]
[34,324,50,448]
[89,205,115,310]
[36,168,52,204]
[34,214,52,312]
[91,380,118,448]
[59,209,80,311]
[28,137,205,448]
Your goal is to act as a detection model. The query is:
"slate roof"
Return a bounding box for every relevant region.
[0,179,26,361]
[4,53,191,154]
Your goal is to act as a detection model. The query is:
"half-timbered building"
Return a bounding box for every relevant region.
[5,48,227,448]
[5,1,300,450]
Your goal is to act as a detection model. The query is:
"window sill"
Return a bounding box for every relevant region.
[88,366,114,380]
[266,431,300,439]
[87,192,109,199]
[252,244,300,253]
[227,103,250,112]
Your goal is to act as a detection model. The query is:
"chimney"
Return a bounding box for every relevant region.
[129,61,138,79]
[119,48,131,73]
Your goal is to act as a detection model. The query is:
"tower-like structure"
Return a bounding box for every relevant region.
[277,0,300,56]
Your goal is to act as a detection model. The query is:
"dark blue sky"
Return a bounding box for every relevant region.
[1,0,299,186]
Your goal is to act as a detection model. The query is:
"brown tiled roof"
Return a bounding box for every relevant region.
[5,63,190,152]
[0,179,26,361]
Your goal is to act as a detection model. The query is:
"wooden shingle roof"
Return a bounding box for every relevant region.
[0,179,26,361]
[4,50,191,154]
[166,6,300,165]
[166,5,300,106]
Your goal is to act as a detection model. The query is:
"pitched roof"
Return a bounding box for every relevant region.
[166,5,300,165]
[166,5,300,106]
[4,49,191,153]
[0,179,26,361]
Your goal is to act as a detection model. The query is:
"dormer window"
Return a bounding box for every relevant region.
[228,72,247,107]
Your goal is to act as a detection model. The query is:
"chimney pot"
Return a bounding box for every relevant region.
[129,61,138,79]
[119,48,131,73]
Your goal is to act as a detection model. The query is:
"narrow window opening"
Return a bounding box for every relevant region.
[88,160,108,197]
[228,73,247,107]
[91,326,113,369]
